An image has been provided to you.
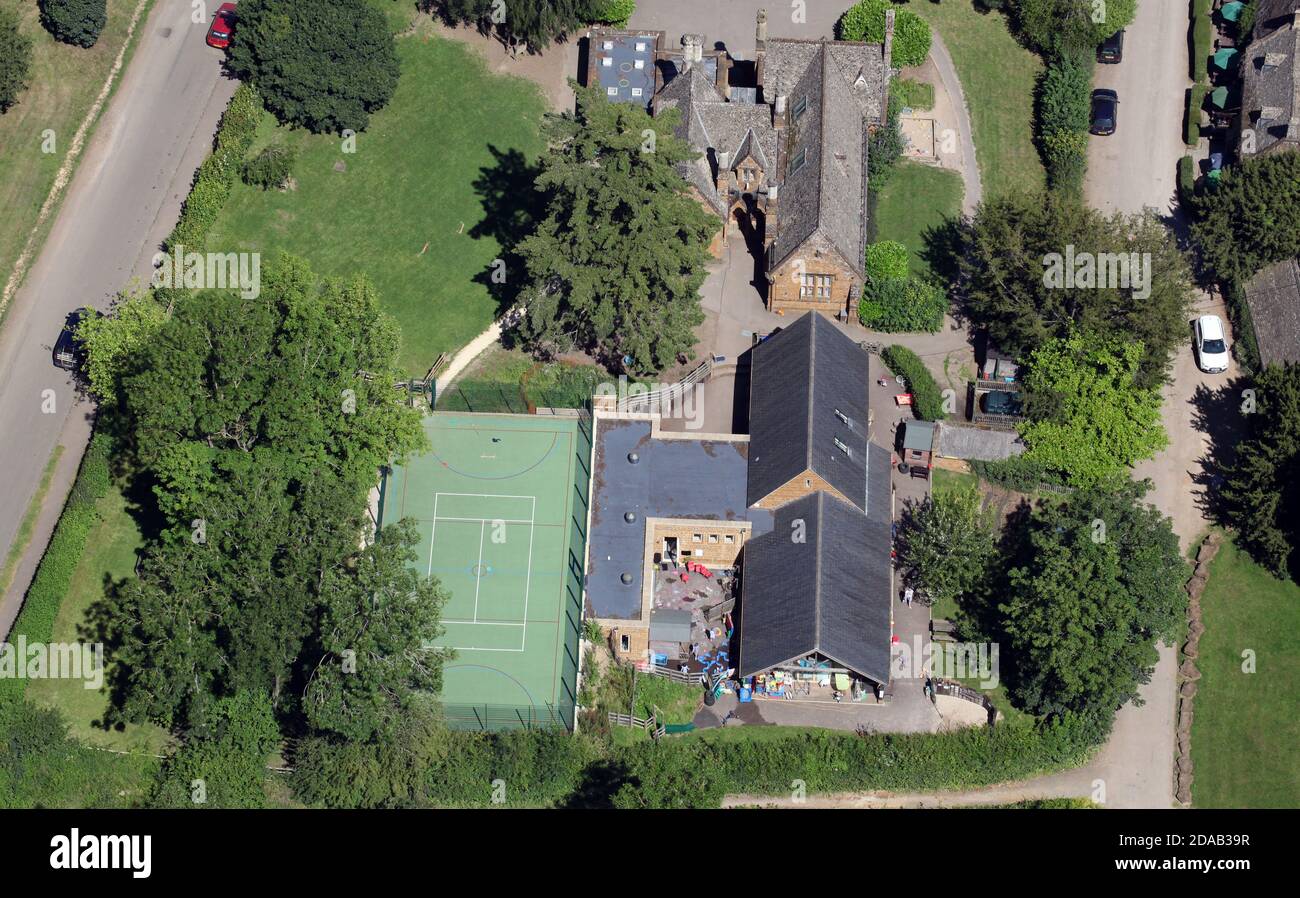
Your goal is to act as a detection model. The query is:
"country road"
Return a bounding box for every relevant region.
[0,2,238,637]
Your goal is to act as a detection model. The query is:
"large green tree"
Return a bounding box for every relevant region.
[38,0,106,48]
[518,84,716,373]
[837,0,933,67]
[959,191,1193,388]
[149,691,280,809]
[1018,333,1168,487]
[1190,151,1300,286]
[1012,0,1137,61]
[302,520,452,743]
[896,488,997,611]
[0,7,33,113]
[227,0,399,133]
[1000,484,1185,724]
[1219,363,1300,579]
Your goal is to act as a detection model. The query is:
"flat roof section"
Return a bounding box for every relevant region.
[591,32,660,105]
[588,418,768,619]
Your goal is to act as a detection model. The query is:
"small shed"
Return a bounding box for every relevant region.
[649,609,693,645]
[901,420,936,471]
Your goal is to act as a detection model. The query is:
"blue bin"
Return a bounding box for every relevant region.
[738,686,753,703]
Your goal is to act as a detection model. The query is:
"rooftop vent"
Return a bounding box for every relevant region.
[627,451,640,464]
[620,572,634,585]
[624,511,637,523]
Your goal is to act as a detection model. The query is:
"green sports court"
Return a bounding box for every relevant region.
[378,412,591,730]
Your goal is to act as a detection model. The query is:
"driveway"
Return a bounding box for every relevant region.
[1086,0,1191,216]
[0,2,237,637]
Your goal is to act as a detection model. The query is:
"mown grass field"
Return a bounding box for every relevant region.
[914,2,1045,199]
[23,487,171,756]
[1191,539,1300,808]
[206,29,548,374]
[872,161,963,280]
[0,0,152,311]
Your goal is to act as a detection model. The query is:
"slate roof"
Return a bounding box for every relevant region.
[738,491,892,684]
[1254,0,1300,39]
[653,64,776,215]
[747,312,871,511]
[1240,10,1300,156]
[936,423,1027,461]
[1243,257,1300,367]
[766,40,880,277]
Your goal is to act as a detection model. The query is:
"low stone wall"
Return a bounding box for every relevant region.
[1175,530,1223,806]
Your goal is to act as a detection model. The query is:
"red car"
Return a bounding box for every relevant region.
[206,2,237,49]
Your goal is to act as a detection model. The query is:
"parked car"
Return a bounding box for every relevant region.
[206,2,237,49]
[980,390,1024,417]
[1090,89,1119,135]
[1098,29,1124,64]
[1194,315,1230,373]
[52,308,93,371]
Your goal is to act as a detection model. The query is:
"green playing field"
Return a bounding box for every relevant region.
[379,412,590,730]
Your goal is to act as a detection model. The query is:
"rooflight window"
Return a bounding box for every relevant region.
[635,42,646,51]
[603,57,613,67]
[789,148,807,175]
[634,59,645,69]
[834,408,851,426]
[631,87,643,97]
[603,41,614,50]
[607,87,619,96]
[793,95,808,120]
[834,437,852,458]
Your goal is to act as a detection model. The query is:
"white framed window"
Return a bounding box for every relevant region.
[692,533,702,542]
[603,41,614,50]
[631,88,643,97]
[725,534,735,544]
[635,41,646,51]
[634,59,645,70]
[620,634,630,651]
[799,273,834,298]
[602,57,613,67]
[708,534,719,544]
[606,87,619,97]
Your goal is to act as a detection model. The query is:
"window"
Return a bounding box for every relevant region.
[834,437,852,458]
[792,95,808,120]
[606,87,619,97]
[692,533,702,542]
[620,634,630,651]
[603,41,614,50]
[708,534,719,544]
[631,88,643,98]
[788,148,807,176]
[635,41,646,52]
[634,59,645,70]
[602,57,613,67]
[724,534,735,544]
[799,273,834,299]
[834,408,850,425]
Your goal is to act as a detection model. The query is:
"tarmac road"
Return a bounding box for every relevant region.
[0,1,238,636]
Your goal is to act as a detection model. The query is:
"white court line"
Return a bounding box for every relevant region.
[429,491,538,653]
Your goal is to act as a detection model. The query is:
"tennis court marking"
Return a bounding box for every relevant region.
[429,492,536,653]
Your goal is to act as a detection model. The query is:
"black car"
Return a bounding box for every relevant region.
[1098,29,1124,64]
[52,308,92,371]
[1090,89,1119,136]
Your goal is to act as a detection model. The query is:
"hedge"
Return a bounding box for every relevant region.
[1222,277,1261,373]
[865,240,910,281]
[1178,154,1197,202]
[585,0,636,28]
[837,0,932,68]
[38,0,106,49]
[969,454,1072,493]
[1037,56,1092,195]
[1191,0,1213,83]
[1185,83,1206,146]
[165,84,263,251]
[858,277,947,333]
[0,435,112,706]
[608,716,1100,808]
[880,344,947,421]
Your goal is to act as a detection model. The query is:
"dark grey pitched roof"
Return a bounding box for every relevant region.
[747,313,871,511]
[739,491,892,684]
[1240,14,1300,156]
[1244,257,1300,366]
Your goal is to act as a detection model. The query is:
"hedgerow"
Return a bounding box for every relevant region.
[880,344,947,421]
[165,83,263,251]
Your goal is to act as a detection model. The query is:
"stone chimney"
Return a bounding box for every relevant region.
[756,8,768,48]
[881,9,896,123]
[681,33,704,69]
[716,53,730,95]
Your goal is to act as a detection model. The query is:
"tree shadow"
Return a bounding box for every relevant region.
[1189,374,1251,528]
[77,572,140,733]
[562,759,634,808]
[469,144,546,319]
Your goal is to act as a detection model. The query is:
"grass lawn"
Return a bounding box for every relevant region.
[436,344,617,413]
[24,486,172,756]
[914,2,1045,199]
[206,29,548,374]
[931,466,979,499]
[871,161,963,280]
[0,0,153,313]
[1190,539,1300,808]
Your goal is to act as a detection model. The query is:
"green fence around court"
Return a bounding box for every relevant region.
[442,702,574,732]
